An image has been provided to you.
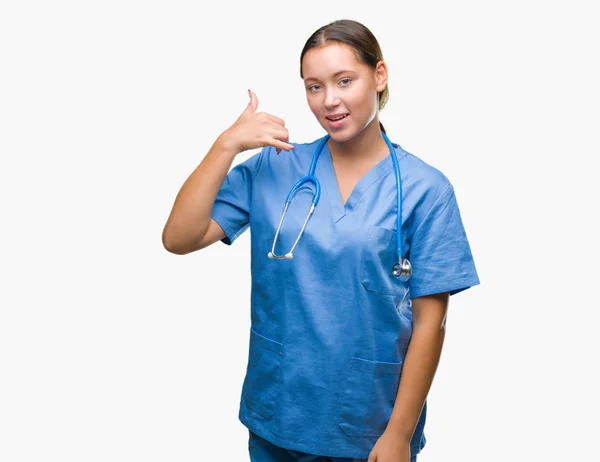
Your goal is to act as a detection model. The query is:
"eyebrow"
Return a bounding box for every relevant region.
[304,69,356,82]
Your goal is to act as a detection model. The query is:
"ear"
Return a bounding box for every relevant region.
[374,60,388,93]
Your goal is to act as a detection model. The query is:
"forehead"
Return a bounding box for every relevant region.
[302,42,368,80]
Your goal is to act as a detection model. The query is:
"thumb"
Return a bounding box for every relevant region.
[246,89,259,113]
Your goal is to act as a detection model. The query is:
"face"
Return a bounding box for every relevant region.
[301,42,387,142]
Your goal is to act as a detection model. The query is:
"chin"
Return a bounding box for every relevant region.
[323,125,356,143]
[325,132,347,143]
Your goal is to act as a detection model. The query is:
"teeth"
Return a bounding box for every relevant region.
[328,114,347,121]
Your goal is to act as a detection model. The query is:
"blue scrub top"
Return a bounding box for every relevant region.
[211,135,480,459]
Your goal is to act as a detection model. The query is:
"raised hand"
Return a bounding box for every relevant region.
[222,90,294,155]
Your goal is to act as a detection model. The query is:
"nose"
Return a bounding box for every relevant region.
[324,87,341,109]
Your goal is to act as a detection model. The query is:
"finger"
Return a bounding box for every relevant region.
[269,128,293,150]
[246,89,259,113]
[272,140,294,153]
[263,112,286,126]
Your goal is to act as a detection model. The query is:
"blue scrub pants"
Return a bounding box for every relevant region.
[248,430,418,462]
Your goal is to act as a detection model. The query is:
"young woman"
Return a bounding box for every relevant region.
[162,19,480,462]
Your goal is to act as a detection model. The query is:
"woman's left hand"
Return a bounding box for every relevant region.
[367,429,411,462]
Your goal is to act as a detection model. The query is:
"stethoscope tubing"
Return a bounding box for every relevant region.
[269,131,411,281]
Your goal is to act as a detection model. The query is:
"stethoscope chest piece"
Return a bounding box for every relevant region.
[392,258,412,281]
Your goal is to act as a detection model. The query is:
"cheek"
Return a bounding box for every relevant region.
[352,91,377,117]
[306,97,320,116]
[343,86,365,108]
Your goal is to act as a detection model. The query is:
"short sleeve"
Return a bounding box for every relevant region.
[210,147,267,245]
[408,183,480,298]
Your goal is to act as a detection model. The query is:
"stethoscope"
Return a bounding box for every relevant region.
[267,131,412,282]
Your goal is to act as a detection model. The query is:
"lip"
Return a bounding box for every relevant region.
[325,113,349,128]
[326,113,349,119]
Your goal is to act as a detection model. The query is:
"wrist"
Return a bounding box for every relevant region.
[385,418,415,442]
[216,131,242,158]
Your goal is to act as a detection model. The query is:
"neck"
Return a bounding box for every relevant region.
[327,118,389,165]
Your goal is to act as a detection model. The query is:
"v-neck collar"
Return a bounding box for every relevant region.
[318,141,399,223]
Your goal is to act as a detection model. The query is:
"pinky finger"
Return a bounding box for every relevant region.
[274,142,294,155]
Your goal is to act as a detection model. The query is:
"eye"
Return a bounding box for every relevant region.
[307,84,321,92]
[340,78,352,85]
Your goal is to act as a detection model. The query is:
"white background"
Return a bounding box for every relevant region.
[1,1,598,461]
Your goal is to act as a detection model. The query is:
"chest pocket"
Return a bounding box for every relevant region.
[361,226,408,296]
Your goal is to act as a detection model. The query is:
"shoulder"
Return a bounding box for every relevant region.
[397,144,454,205]
[257,137,323,174]
[267,138,323,159]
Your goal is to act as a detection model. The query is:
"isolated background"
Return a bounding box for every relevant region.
[1,1,598,461]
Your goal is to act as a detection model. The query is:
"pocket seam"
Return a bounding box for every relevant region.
[250,327,283,354]
[349,356,404,375]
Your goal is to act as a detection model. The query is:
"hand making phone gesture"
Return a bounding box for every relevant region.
[222,90,294,155]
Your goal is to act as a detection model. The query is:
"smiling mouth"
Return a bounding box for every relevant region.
[326,114,349,121]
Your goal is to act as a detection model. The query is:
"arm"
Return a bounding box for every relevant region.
[162,90,293,255]
[386,291,450,441]
[162,134,240,255]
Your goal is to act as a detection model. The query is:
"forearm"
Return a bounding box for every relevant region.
[386,296,447,441]
[162,133,240,254]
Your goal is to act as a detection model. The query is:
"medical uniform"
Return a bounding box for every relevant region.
[211,135,480,460]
